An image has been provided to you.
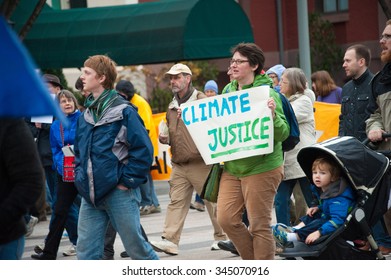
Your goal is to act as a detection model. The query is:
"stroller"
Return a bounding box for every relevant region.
[276,136,391,260]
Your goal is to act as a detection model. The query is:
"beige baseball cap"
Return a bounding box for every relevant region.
[166,63,192,76]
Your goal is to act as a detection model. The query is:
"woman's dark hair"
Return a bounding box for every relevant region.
[230,43,265,75]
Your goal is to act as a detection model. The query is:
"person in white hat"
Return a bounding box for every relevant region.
[150,63,227,255]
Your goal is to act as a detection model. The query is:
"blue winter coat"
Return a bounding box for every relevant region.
[50,110,81,176]
[74,99,153,206]
[310,179,356,235]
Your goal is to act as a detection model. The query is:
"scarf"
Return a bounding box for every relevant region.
[84,89,119,123]
[174,85,195,107]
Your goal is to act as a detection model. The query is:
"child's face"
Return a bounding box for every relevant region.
[312,164,333,190]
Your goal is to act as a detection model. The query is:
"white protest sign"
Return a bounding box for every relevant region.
[180,86,274,165]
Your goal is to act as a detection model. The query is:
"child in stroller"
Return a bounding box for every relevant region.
[275,136,391,260]
[273,156,356,247]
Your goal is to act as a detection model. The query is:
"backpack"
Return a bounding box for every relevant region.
[278,92,300,151]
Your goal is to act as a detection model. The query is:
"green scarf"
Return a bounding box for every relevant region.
[84,89,119,123]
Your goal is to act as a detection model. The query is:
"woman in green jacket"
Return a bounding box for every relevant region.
[217,43,289,260]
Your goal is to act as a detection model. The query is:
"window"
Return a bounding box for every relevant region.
[323,0,349,13]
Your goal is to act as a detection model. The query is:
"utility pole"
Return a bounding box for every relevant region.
[297,0,312,87]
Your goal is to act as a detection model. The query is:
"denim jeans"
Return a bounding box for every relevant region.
[103,221,149,259]
[0,236,24,260]
[77,187,158,260]
[274,177,313,225]
[372,217,391,247]
[297,212,327,241]
[139,173,159,207]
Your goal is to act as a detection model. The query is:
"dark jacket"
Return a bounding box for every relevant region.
[339,69,374,142]
[0,118,43,245]
[74,98,153,206]
[26,118,54,167]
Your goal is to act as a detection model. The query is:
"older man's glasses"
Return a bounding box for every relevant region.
[230,59,249,66]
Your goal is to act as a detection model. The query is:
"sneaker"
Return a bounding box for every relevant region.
[62,230,69,239]
[140,205,161,216]
[62,244,77,256]
[150,239,178,255]
[190,202,205,212]
[272,224,289,247]
[274,223,294,233]
[210,241,220,251]
[34,243,45,254]
[25,216,38,237]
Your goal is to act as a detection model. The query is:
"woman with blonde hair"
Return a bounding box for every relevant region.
[311,70,342,104]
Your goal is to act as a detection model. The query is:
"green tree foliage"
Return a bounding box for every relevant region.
[309,13,342,73]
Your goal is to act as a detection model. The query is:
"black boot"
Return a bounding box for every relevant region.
[217,240,239,255]
[31,252,56,260]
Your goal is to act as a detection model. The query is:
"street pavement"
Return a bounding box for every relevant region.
[22,180,390,261]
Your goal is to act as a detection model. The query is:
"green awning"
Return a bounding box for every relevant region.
[9,0,254,68]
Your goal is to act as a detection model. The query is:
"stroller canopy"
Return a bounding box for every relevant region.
[297,137,389,192]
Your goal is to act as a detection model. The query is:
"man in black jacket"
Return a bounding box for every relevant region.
[339,44,373,142]
[0,118,43,259]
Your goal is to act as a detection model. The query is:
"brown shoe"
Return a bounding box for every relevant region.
[379,245,391,256]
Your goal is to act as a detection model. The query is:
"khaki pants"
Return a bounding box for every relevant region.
[217,166,283,260]
[162,160,226,245]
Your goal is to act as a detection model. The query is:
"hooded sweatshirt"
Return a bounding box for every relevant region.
[221,74,289,177]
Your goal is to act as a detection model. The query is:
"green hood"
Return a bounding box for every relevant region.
[222,74,274,94]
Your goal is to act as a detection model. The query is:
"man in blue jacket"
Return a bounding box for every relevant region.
[74,55,158,260]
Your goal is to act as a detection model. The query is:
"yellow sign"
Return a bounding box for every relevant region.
[314,101,341,142]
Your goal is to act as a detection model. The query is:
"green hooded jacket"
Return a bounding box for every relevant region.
[222,74,289,177]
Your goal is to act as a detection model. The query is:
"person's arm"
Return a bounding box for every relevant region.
[318,195,352,236]
[366,106,386,142]
[0,119,43,229]
[49,122,64,176]
[365,76,386,142]
[290,95,313,124]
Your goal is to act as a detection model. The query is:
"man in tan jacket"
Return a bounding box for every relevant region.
[150,63,226,255]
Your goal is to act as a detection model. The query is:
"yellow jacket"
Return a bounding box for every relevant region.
[130,94,158,157]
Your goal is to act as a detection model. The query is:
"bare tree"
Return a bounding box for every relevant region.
[0,0,20,21]
[379,0,391,19]
[19,0,46,41]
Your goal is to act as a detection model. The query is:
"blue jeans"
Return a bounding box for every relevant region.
[296,212,327,241]
[0,236,24,260]
[274,177,313,225]
[140,173,159,207]
[373,218,391,247]
[77,187,159,260]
